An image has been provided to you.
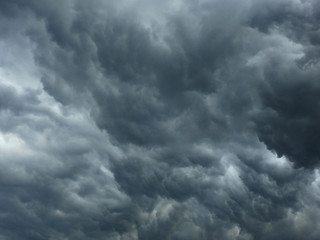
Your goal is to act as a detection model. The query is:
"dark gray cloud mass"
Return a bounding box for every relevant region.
[1,0,320,239]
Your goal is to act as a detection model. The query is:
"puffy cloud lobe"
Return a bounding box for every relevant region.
[1,0,320,239]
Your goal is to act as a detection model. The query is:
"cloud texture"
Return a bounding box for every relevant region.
[1,0,320,239]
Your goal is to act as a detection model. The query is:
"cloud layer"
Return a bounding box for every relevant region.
[1,0,320,239]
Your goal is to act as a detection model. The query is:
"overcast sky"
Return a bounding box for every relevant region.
[1,0,320,239]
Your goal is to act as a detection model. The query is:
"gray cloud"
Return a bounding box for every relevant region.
[1,0,320,239]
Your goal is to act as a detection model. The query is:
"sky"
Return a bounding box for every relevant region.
[0,0,320,239]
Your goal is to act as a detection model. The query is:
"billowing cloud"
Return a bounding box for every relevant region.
[1,0,320,239]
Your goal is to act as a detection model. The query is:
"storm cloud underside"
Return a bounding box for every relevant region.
[1,0,320,239]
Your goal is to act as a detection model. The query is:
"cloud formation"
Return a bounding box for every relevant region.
[1,0,320,239]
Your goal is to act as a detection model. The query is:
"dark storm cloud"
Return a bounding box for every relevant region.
[254,62,320,168]
[1,0,320,239]
[240,0,320,168]
[0,84,131,239]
